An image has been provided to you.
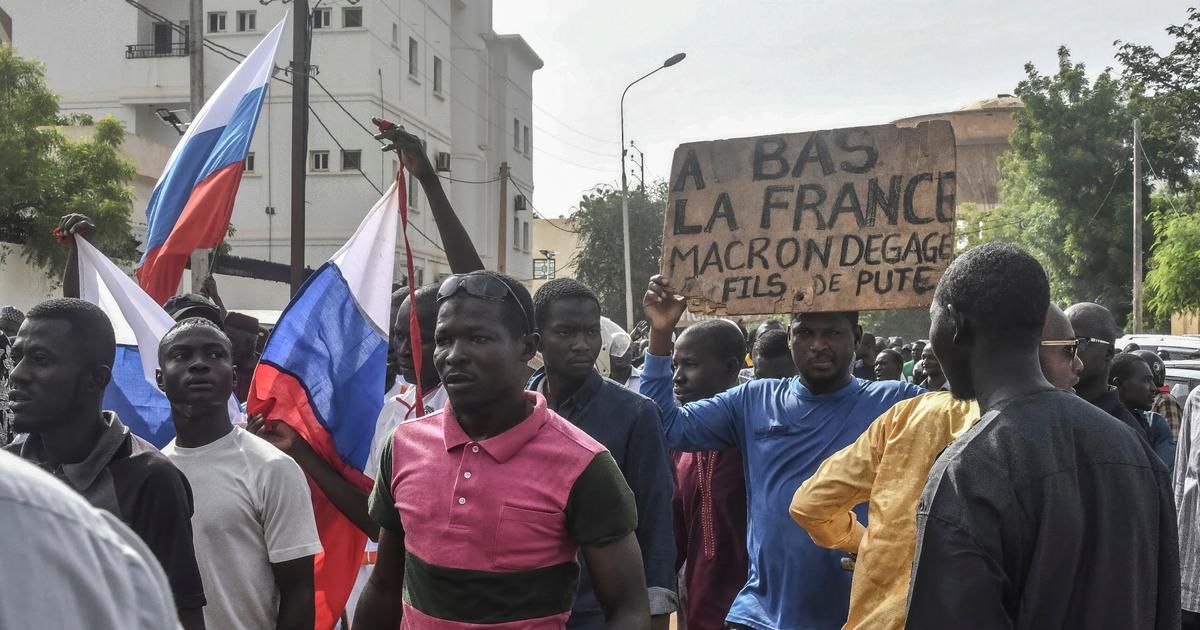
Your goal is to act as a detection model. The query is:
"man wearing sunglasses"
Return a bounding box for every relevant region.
[1037,305,1084,391]
[1066,302,1142,431]
[355,271,650,630]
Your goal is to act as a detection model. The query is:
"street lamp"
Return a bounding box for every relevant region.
[620,52,685,328]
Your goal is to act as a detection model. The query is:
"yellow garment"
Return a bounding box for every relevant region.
[789,391,980,630]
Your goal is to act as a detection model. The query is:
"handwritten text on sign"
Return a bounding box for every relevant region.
[660,121,956,315]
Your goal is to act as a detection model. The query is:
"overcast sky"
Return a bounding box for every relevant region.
[491,0,1188,217]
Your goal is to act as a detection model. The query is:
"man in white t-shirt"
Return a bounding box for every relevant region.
[159,318,322,630]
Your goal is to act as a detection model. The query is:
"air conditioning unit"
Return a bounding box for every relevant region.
[514,194,527,211]
[434,151,451,172]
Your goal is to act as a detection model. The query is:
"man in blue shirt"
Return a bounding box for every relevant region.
[642,275,923,630]
[528,278,677,630]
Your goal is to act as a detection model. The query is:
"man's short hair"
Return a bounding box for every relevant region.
[397,284,441,331]
[682,319,747,363]
[26,298,116,366]
[877,348,903,366]
[791,311,859,328]
[1111,352,1148,382]
[934,242,1049,344]
[754,329,791,359]
[1065,302,1120,344]
[158,317,231,362]
[532,278,600,330]
[440,271,534,338]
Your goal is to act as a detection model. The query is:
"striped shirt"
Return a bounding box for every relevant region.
[1177,387,1200,613]
[368,392,636,628]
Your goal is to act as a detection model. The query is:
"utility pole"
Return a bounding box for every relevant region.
[188,0,207,292]
[290,0,310,295]
[1132,118,1144,333]
[497,162,510,272]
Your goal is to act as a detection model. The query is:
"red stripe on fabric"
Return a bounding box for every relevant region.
[136,162,245,304]
[248,364,372,630]
[396,167,425,410]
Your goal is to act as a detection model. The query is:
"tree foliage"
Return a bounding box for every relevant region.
[963,45,1196,325]
[1146,192,1200,318]
[570,182,667,329]
[0,46,137,276]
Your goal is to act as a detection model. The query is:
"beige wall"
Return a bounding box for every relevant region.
[1173,311,1200,335]
[530,218,579,292]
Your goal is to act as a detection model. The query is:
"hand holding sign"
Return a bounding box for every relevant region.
[660,121,956,315]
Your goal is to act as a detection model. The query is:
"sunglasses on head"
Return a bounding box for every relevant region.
[1040,338,1080,360]
[437,272,531,333]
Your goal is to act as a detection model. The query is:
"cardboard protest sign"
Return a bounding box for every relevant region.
[660,121,956,315]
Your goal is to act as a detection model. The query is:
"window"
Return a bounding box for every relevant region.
[207,12,226,33]
[513,118,521,150]
[408,37,419,78]
[533,258,557,280]
[312,8,331,29]
[513,216,520,250]
[343,7,362,28]
[244,152,256,173]
[391,23,398,44]
[153,22,173,54]
[310,150,329,172]
[433,56,443,94]
[236,10,256,32]
[341,149,362,171]
[408,172,419,209]
[523,220,531,251]
[523,125,530,156]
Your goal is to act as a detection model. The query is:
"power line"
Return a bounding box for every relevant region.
[1139,142,1186,216]
[507,175,577,234]
[1084,167,1126,228]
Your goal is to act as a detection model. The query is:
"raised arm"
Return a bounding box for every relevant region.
[641,275,741,451]
[56,213,95,298]
[374,120,484,274]
[249,415,379,540]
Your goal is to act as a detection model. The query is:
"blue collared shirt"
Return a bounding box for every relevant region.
[528,369,678,627]
[641,353,923,630]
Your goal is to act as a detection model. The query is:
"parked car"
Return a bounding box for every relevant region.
[1115,334,1200,360]
[1164,360,1200,406]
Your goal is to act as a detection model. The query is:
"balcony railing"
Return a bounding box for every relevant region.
[125,41,188,59]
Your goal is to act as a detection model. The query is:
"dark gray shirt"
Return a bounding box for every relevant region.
[907,389,1180,630]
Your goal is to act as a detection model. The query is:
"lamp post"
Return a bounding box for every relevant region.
[620,52,685,328]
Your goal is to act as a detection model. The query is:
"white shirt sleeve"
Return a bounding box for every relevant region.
[259,454,324,563]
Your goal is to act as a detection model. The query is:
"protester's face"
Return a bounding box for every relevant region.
[672,332,732,404]
[434,297,535,414]
[752,352,797,380]
[929,300,973,400]
[7,319,105,433]
[393,298,439,387]
[610,347,633,384]
[157,327,235,407]
[1039,312,1082,391]
[1116,360,1157,412]
[789,313,858,388]
[1069,317,1115,392]
[921,346,942,379]
[538,298,602,383]
[874,353,903,381]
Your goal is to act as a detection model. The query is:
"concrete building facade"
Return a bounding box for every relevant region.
[3,0,539,310]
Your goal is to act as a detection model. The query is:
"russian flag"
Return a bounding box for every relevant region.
[137,17,286,304]
[248,182,400,629]
[76,238,241,447]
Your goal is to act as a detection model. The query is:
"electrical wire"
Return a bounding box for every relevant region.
[507,175,578,234]
[1139,142,1187,216]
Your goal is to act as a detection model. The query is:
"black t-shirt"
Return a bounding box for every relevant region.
[6,412,206,610]
[907,389,1180,629]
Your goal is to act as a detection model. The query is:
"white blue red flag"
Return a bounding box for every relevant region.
[249,181,400,629]
[76,238,240,447]
[137,17,286,303]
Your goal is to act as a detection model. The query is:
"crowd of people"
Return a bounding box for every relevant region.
[0,133,1196,630]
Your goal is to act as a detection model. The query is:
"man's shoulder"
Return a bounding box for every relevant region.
[596,378,657,413]
[542,408,609,458]
[118,433,186,479]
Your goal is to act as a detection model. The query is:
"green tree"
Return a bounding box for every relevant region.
[1146,190,1200,318]
[0,46,137,276]
[570,182,667,329]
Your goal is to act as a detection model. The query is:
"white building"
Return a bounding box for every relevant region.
[2,0,540,310]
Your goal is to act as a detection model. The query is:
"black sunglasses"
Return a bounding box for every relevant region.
[1040,338,1080,360]
[437,273,531,333]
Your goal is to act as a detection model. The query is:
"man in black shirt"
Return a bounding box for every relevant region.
[906,242,1179,629]
[1066,302,1142,430]
[5,299,207,630]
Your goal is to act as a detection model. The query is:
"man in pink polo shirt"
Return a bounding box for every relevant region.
[354,271,651,630]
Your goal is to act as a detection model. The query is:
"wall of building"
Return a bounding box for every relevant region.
[3,0,540,310]
[530,218,580,293]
